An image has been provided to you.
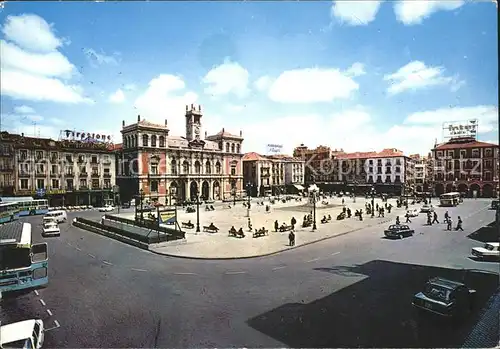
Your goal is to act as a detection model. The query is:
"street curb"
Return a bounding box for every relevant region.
[149,217,394,260]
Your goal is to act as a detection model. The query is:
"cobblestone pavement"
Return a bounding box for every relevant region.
[136,196,411,258]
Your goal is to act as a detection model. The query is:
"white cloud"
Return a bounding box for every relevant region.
[0,14,91,104]
[134,74,198,136]
[330,1,382,26]
[345,62,366,77]
[227,104,246,113]
[49,117,65,126]
[1,40,76,78]
[1,70,94,104]
[394,0,464,25]
[83,48,119,66]
[384,61,464,96]
[202,59,250,98]
[404,105,499,134]
[14,105,35,114]
[267,67,359,103]
[254,76,273,92]
[1,14,66,53]
[109,89,125,103]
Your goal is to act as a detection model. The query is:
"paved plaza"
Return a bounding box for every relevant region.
[141,196,410,258]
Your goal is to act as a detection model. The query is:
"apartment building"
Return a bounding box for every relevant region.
[409,153,433,193]
[432,137,499,198]
[292,144,344,185]
[115,105,244,205]
[0,132,15,196]
[242,152,305,196]
[3,131,116,207]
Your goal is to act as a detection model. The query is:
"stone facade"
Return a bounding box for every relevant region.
[116,105,244,204]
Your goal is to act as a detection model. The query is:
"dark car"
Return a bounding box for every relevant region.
[412,277,476,319]
[491,200,499,210]
[384,224,414,239]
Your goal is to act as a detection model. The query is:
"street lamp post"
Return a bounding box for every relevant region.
[139,188,145,222]
[370,186,376,218]
[246,182,252,218]
[353,180,357,203]
[195,188,200,233]
[312,188,317,231]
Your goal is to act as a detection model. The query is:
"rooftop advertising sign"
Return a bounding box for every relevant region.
[442,119,478,140]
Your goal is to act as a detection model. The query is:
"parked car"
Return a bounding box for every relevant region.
[98,205,114,212]
[412,277,476,319]
[420,204,434,213]
[384,224,415,239]
[406,209,419,217]
[491,200,499,210]
[42,221,60,237]
[0,319,44,349]
[471,242,500,261]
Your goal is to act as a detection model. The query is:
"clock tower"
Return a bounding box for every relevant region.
[185,104,202,141]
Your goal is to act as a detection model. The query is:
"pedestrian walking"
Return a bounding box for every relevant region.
[288,230,295,246]
[396,216,400,225]
[291,216,296,229]
[456,216,464,231]
[432,211,439,224]
[444,211,449,224]
[342,198,345,205]
[405,213,411,223]
[447,217,452,231]
[274,220,279,232]
[427,212,432,225]
[380,207,385,218]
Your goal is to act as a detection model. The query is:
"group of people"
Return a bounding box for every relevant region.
[397,210,464,231]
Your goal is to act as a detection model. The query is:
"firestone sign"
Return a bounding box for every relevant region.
[443,119,478,140]
[63,129,112,142]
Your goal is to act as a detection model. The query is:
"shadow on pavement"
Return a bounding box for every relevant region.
[467,221,498,243]
[247,260,499,348]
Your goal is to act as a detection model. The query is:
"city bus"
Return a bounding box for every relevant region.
[0,222,48,294]
[0,202,19,224]
[0,197,49,216]
[440,192,461,207]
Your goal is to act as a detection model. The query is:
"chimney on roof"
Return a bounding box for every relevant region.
[137,115,141,122]
[240,130,242,137]
[186,105,188,111]
[165,119,168,127]
[21,133,24,137]
[191,104,194,110]
[198,105,201,112]
[222,127,225,133]
[122,120,125,127]
[205,131,207,138]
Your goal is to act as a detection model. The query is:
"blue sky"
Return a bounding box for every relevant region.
[0,1,498,155]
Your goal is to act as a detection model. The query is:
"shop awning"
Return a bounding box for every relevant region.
[294,184,305,191]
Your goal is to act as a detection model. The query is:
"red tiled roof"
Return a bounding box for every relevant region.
[110,143,122,151]
[243,152,267,161]
[336,148,405,159]
[434,138,498,150]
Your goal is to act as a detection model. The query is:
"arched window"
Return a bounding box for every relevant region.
[142,134,149,147]
[225,143,229,152]
[194,161,201,174]
[183,161,190,174]
[171,160,177,175]
[215,161,221,174]
[236,144,240,153]
[231,144,235,153]
[159,136,165,147]
[205,161,211,174]
[151,135,157,147]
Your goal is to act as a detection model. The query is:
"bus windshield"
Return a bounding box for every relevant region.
[0,246,31,270]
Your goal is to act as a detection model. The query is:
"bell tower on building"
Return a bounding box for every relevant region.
[185,104,202,141]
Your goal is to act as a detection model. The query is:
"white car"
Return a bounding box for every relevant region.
[420,204,434,213]
[471,242,500,261]
[1,319,44,349]
[406,209,419,217]
[98,205,114,212]
[42,221,60,237]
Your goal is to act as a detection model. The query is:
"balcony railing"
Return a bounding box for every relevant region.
[50,172,58,177]
[79,172,88,177]
[78,158,86,163]
[91,172,100,178]
[35,171,47,177]
[103,173,112,178]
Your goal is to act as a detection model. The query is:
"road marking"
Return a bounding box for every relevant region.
[225,271,247,275]
[54,320,60,328]
[88,253,96,259]
[131,268,148,272]
[173,272,197,275]
[46,309,53,316]
[67,243,72,247]
[75,247,82,251]
[102,261,113,265]
[39,299,46,306]
[34,290,39,296]
[331,252,341,256]
[306,258,320,263]
[272,266,286,271]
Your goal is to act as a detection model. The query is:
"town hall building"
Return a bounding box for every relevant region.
[115,104,244,205]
